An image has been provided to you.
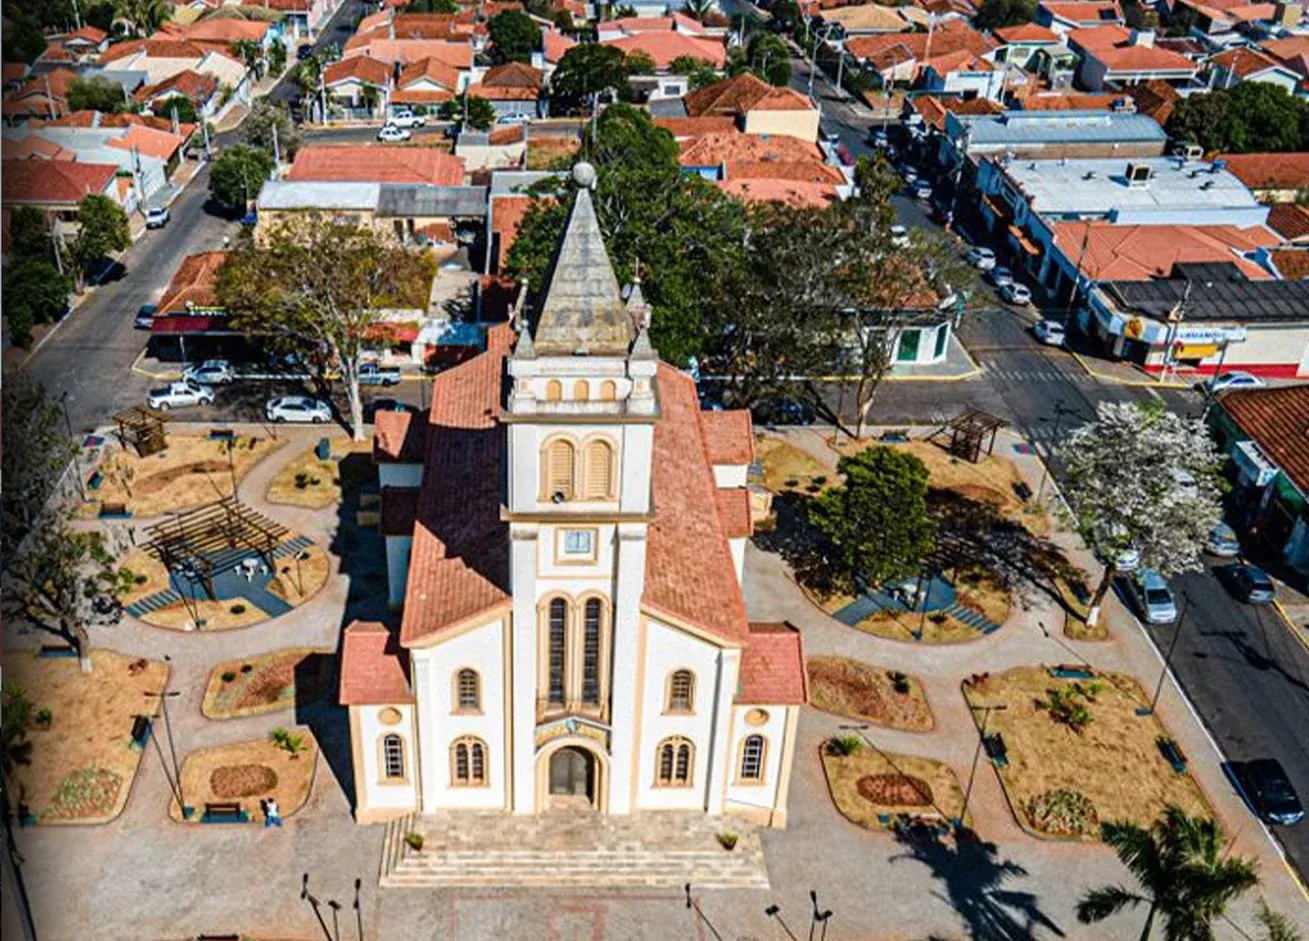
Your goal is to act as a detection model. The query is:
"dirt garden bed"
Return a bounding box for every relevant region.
[820,741,968,832]
[755,434,835,495]
[266,436,375,509]
[81,434,282,518]
[203,648,335,719]
[171,730,318,823]
[806,656,933,731]
[961,665,1212,840]
[5,649,168,824]
[118,539,330,631]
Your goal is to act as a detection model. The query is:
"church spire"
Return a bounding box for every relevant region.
[530,162,634,357]
[624,260,650,331]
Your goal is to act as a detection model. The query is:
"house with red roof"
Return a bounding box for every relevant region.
[2,67,78,122]
[388,56,463,113]
[36,26,110,65]
[324,55,393,111]
[992,21,1063,69]
[600,29,729,71]
[465,61,544,118]
[682,72,820,142]
[286,144,465,185]
[340,163,806,828]
[134,70,222,119]
[1,158,120,223]
[1216,152,1309,202]
[846,20,997,85]
[1070,25,1199,89]
[1207,46,1303,96]
[1036,0,1124,34]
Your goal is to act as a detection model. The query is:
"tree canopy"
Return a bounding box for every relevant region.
[8,205,52,263]
[488,9,541,63]
[67,76,128,113]
[242,99,300,159]
[209,144,275,211]
[151,95,200,125]
[669,55,719,89]
[438,94,497,130]
[70,194,130,282]
[217,214,435,439]
[1167,81,1309,153]
[732,31,791,86]
[624,50,657,76]
[549,43,632,111]
[974,0,1037,29]
[403,0,458,12]
[4,259,71,347]
[808,446,937,593]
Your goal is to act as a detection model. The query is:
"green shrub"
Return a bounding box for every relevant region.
[229,604,246,615]
[404,832,425,851]
[827,734,863,757]
[221,671,236,683]
[717,831,739,850]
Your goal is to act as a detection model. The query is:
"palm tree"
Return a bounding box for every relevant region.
[230,39,264,80]
[683,0,713,21]
[1078,806,1259,941]
[1256,902,1303,941]
[360,83,380,117]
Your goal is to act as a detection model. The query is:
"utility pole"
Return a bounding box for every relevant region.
[272,120,282,168]
[144,672,188,818]
[1161,279,1191,384]
[1146,592,1190,715]
[960,703,1008,827]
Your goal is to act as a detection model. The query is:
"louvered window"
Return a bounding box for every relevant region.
[545,440,575,500]
[583,440,613,499]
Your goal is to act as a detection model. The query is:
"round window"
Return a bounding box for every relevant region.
[378,707,403,726]
[744,708,770,727]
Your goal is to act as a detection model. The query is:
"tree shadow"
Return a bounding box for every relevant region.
[890,825,1065,941]
[751,490,844,598]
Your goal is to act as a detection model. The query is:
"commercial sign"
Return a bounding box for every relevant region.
[1119,317,1246,346]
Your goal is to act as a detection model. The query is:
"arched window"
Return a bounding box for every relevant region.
[543,438,575,500]
[451,736,488,786]
[573,379,589,401]
[582,439,614,500]
[666,669,695,713]
[382,734,405,780]
[599,380,617,401]
[455,668,480,713]
[656,736,694,787]
[547,598,568,706]
[581,598,602,706]
[739,734,766,783]
[545,379,562,401]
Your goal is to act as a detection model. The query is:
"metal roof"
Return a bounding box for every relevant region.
[1101,278,1309,323]
[376,184,488,218]
[948,109,1168,146]
[256,180,380,210]
[488,170,560,197]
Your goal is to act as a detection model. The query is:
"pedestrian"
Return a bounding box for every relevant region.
[222,234,231,250]
[264,796,282,828]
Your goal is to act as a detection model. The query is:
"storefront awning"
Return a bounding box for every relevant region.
[1174,343,1218,359]
[150,315,234,336]
[1007,224,1041,256]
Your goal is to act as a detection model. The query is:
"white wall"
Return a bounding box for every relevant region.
[723,704,787,816]
[728,536,745,585]
[412,619,508,810]
[634,618,730,812]
[354,703,418,814]
[379,462,423,489]
[712,463,748,488]
[385,535,412,609]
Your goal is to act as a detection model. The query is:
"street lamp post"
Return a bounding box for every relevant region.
[1145,592,1190,716]
[960,703,1008,828]
[144,665,188,818]
[808,890,833,941]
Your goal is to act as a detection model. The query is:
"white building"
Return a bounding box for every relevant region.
[341,162,807,827]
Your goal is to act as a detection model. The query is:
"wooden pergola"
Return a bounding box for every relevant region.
[141,496,289,606]
[931,409,1007,464]
[111,407,168,457]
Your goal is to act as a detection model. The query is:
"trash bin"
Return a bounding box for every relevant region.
[315,437,330,461]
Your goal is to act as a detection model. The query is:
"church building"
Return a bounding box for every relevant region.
[339,162,807,827]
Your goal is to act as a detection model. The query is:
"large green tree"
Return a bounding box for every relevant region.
[152,95,200,125]
[733,31,791,86]
[70,194,130,288]
[243,99,300,158]
[67,76,128,112]
[1167,82,1309,153]
[669,54,719,90]
[1,378,75,545]
[4,260,71,347]
[439,94,497,130]
[7,205,52,263]
[209,144,275,211]
[974,0,1037,29]
[1078,807,1259,941]
[217,214,434,439]
[488,9,541,63]
[403,0,458,11]
[807,446,937,594]
[549,43,631,112]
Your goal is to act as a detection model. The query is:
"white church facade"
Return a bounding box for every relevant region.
[340,163,807,827]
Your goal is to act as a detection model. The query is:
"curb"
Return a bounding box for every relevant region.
[1271,599,1309,657]
[1069,351,1190,390]
[128,352,433,386]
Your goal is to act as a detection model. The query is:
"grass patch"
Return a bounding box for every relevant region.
[526,137,577,170]
[806,656,933,732]
[266,436,375,509]
[820,742,968,831]
[6,650,168,824]
[82,434,282,518]
[1056,574,1109,641]
[755,434,834,495]
[962,665,1212,839]
[172,730,317,823]
[202,648,335,719]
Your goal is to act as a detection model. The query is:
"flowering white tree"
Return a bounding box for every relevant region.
[1058,401,1224,624]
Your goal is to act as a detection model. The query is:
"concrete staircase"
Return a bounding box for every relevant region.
[379,810,769,890]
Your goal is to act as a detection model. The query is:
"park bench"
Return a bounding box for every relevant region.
[130,715,152,749]
[207,428,234,441]
[1049,665,1096,680]
[984,732,1009,767]
[87,471,103,490]
[879,429,911,443]
[37,645,78,659]
[201,802,249,824]
[1157,738,1188,773]
[99,502,130,519]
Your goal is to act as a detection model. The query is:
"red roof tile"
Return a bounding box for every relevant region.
[325,55,392,87]
[1,158,115,204]
[602,31,728,69]
[684,72,813,118]
[374,409,428,463]
[679,130,824,167]
[847,20,995,71]
[1216,152,1309,192]
[1019,91,1123,110]
[715,487,753,539]
[1221,386,1309,494]
[287,145,464,185]
[1210,46,1289,78]
[995,22,1060,42]
[339,621,413,704]
[397,55,462,90]
[1269,203,1309,242]
[1271,248,1309,279]
[158,251,227,315]
[700,409,754,465]
[718,178,840,207]
[1039,0,1124,23]
[736,622,807,705]
[342,37,472,68]
[106,123,187,161]
[136,69,220,103]
[1049,221,1278,281]
[653,115,738,138]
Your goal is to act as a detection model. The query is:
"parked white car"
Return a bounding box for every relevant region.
[145,206,170,229]
[388,111,425,128]
[497,113,531,125]
[1133,569,1178,624]
[1032,318,1064,345]
[988,266,1014,288]
[182,360,235,384]
[1001,282,1033,307]
[148,380,215,410]
[265,395,332,423]
[912,180,933,200]
[377,124,412,142]
[890,224,909,248]
[1202,371,1265,393]
[965,246,997,271]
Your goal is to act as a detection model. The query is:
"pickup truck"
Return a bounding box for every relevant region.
[358,363,401,386]
[147,380,215,410]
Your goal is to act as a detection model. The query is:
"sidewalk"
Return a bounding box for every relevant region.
[1070,348,1192,389]
[886,334,981,381]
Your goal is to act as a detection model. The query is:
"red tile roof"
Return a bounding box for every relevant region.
[715,487,753,539]
[287,145,464,185]
[156,18,269,43]
[106,123,187,161]
[1039,0,1124,23]
[467,61,542,99]
[995,22,1060,42]
[380,486,421,536]
[325,55,392,87]
[64,25,108,44]
[1216,152,1309,192]
[653,116,738,138]
[397,55,462,90]
[678,130,825,167]
[1268,203,1309,242]
[1124,78,1180,124]
[339,621,413,705]
[158,251,227,315]
[684,72,813,118]
[1210,46,1289,78]
[602,31,728,69]
[374,409,428,463]
[1049,221,1278,281]
[736,622,808,705]
[700,409,754,465]
[717,178,840,207]
[543,28,576,62]
[136,69,220,103]
[99,38,213,63]
[1,158,116,204]
[1019,91,1123,110]
[847,20,996,72]
[342,37,472,68]
[1271,248,1309,279]
[1,136,73,160]
[490,194,538,269]
[1221,386,1309,494]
